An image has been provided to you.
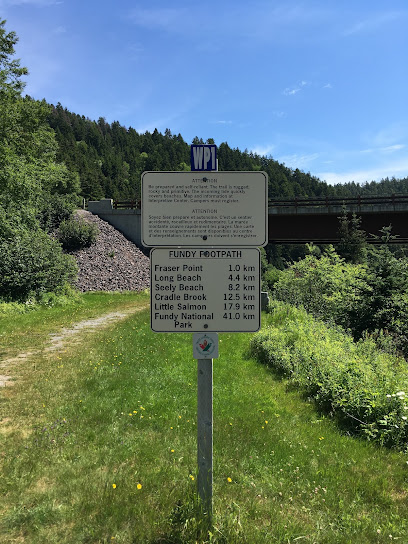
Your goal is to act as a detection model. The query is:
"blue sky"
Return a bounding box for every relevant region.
[1,0,408,185]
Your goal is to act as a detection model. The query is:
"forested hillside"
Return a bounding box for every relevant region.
[47,104,330,201]
[47,103,408,202]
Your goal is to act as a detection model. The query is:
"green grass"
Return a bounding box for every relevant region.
[1,293,408,543]
[0,291,148,359]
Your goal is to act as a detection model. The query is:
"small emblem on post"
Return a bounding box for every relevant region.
[193,333,219,359]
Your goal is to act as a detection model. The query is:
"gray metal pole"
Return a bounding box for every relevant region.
[197,357,213,519]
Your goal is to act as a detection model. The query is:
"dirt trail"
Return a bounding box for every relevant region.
[0,303,149,387]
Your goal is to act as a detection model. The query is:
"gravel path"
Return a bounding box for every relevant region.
[70,210,150,292]
[0,304,149,387]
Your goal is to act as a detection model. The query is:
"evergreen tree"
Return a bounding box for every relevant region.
[336,209,367,264]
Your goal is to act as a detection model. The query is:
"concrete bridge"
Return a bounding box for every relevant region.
[88,195,408,246]
[268,195,408,244]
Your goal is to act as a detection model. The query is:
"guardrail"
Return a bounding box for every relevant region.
[113,200,141,210]
[112,195,408,210]
[268,194,408,208]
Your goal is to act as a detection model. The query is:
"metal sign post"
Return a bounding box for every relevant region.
[142,145,267,527]
[197,357,213,518]
[193,332,218,518]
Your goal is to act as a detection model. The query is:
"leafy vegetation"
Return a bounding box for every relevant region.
[0,228,77,302]
[0,19,82,303]
[268,237,408,359]
[57,216,99,250]
[251,302,408,450]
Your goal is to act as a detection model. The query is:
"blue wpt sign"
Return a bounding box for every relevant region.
[191,144,217,171]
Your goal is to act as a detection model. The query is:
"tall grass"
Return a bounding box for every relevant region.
[251,301,408,449]
[1,294,408,543]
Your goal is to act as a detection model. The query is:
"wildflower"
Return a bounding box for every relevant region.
[227,477,232,483]
[265,420,268,424]
[189,474,195,481]
[171,449,175,453]
[112,483,116,489]
[397,392,406,397]
[319,436,324,440]
[137,483,142,490]
[402,416,407,421]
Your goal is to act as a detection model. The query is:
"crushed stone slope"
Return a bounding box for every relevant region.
[70,210,150,292]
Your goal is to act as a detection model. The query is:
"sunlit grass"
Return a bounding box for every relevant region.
[1,294,408,543]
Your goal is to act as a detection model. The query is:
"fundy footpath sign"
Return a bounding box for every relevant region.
[150,247,261,332]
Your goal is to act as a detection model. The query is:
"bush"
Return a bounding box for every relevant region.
[58,217,99,250]
[273,246,371,329]
[262,266,282,292]
[251,301,408,450]
[0,228,78,302]
[37,193,79,232]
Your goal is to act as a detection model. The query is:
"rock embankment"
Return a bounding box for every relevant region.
[70,210,150,292]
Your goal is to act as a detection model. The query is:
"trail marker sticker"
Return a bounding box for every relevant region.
[193,333,219,359]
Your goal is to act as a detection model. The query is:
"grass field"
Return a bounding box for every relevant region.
[1,292,408,543]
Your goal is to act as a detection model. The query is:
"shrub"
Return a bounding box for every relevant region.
[273,247,371,329]
[251,301,408,450]
[262,266,282,292]
[58,217,99,250]
[38,193,79,232]
[0,228,78,302]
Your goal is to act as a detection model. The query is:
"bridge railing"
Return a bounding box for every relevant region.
[268,194,408,209]
[113,200,141,210]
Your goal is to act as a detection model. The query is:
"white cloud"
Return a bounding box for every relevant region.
[214,120,233,125]
[251,144,275,157]
[283,87,301,96]
[277,152,320,169]
[128,7,189,30]
[52,25,66,34]
[381,144,405,153]
[283,80,310,96]
[319,158,408,185]
[323,83,332,89]
[343,11,404,36]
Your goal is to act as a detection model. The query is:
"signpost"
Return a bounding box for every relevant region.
[142,145,268,523]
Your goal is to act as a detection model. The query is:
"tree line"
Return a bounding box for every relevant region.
[47,104,408,202]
